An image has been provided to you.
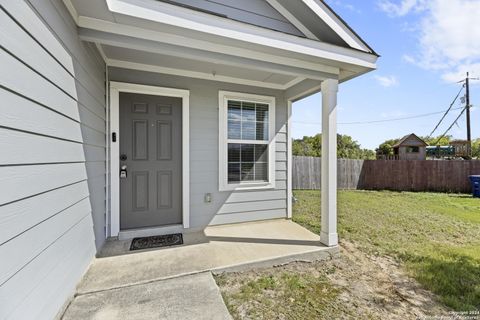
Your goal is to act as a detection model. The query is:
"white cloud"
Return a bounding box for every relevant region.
[327,0,361,13]
[441,63,480,83]
[381,0,480,84]
[378,0,427,17]
[419,1,480,69]
[374,75,399,87]
[344,4,359,13]
[402,54,416,64]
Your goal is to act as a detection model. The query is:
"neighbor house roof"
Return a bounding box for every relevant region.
[393,134,428,148]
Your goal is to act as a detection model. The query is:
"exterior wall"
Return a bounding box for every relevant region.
[108,68,288,229]
[398,146,426,160]
[419,148,426,160]
[402,136,425,146]
[0,1,106,319]
[164,0,304,37]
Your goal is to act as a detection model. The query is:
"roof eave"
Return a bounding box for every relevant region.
[319,0,379,57]
[105,0,378,68]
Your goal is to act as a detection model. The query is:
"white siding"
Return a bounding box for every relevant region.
[108,68,288,228]
[0,1,105,319]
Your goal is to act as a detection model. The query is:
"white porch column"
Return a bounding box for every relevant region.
[320,79,339,247]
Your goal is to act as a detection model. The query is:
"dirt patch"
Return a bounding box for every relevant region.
[330,241,448,319]
[216,240,448,320]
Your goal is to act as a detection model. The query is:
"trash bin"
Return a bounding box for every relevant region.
[469,175,480,198]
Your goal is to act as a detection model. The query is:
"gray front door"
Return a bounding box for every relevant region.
[119,92,182,230]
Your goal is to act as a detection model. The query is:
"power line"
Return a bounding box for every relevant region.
[292,107,464,126]
[433,106,468,146]
[428,84,465,137]
[457,77,480,83]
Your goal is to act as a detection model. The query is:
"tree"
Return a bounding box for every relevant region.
[376,138,399,156]
[420,135,452,146]
[472,138,480,158]
[292,134,375,160]
[292,134,322,157]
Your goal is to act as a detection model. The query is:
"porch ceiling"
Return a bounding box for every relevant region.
[102,44,297,85]
[78,26,334,90]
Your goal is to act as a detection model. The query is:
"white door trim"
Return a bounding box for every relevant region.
[109,81,190,237]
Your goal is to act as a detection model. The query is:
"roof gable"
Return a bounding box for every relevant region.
[156,0,305,37]
[393,134,428,147]
[270,0,347,46]
[154,0,375,54]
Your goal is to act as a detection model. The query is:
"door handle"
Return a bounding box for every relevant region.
[120,165,127,179]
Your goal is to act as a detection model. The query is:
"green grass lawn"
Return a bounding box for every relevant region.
[293,190,480,311]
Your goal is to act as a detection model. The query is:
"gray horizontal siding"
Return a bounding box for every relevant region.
[0,1,105,319]
[276,161,287,171]
[108,67,288,228]
[210,209,286,225]
[0,198,92,285]
[217,200,286,215]
[0,48,79,120]
[276,132,287,143]
[0,163,88,205]
[0,216,95,319]
[276,151,287,161]
[0,129,86,164]
[163,0,304,37]
[0,181,90,245]
[0,88,83,142]
[0,9,77,98]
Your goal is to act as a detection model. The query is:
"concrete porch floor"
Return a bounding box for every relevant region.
[63,219,338,319]
[77,219,338,294]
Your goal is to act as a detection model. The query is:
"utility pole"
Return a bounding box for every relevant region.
[463,72,479,158]
[466,72,471,146]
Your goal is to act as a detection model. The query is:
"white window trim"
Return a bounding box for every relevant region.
[219,91,276,191]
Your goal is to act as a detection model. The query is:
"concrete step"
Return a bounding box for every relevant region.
[62,272,231,320]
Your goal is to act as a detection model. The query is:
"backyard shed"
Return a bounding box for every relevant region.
[393,133,427,160]
[0,0,377,318]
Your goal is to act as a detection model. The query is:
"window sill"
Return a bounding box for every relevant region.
[219,182,276,192]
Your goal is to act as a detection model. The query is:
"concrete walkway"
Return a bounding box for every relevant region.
[63,219,338,319]
[62,272,231,320]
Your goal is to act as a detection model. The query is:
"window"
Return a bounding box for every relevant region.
[406,146,420,153]
[219,91,275,191]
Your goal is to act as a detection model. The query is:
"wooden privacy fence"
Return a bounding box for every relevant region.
[292,156,480,193]
[293,156,364,189]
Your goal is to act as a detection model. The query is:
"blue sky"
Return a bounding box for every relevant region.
[292,0,480,150]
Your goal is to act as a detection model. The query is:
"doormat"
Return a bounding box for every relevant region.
[130,233,183,251]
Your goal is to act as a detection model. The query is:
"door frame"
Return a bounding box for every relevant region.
[109,81,190,237]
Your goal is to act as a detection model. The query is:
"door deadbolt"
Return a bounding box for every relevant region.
[120,165,127,179]
[120,154,127,161]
